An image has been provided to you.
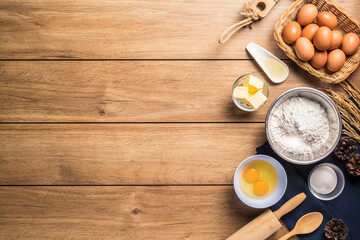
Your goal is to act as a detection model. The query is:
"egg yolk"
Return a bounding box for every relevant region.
[244,168,259,182]
[254,180,269,195]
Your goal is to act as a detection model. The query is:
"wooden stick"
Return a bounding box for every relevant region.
[219,0,279,44]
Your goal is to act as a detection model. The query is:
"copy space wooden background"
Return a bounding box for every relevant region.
[0,0,359,239]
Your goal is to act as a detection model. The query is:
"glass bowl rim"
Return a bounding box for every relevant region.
[307,163,345,201]
[232,74,269,112]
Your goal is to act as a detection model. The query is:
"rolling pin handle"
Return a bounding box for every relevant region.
[273,193,306,219]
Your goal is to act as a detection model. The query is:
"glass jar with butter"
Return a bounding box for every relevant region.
[232,74,269,112]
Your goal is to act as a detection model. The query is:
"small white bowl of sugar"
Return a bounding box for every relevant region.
[308,163,345,200]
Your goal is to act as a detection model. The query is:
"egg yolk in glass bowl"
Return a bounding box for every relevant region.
[244,168,259,182]
[239,160,278,198]
[253,180,269,195]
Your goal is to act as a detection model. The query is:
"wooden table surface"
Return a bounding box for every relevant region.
[0,0,359,239]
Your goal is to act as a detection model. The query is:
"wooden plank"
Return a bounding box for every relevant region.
[0,60,344,123]
[0,123,266,185]
[0,0,358,59]
[0,186,292,239]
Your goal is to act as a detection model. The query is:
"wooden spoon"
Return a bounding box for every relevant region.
[278,212,323,240]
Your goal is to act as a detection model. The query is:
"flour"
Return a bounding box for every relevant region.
[269,96,330,161]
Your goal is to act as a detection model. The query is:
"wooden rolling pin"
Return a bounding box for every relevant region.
[226,193,306,240]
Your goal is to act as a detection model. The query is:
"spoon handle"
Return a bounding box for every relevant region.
[278,230,296,240]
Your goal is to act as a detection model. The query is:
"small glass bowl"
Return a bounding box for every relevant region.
[308,163,345,201]
[232,74,269,112]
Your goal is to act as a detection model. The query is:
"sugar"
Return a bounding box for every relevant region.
[310,166,337,195]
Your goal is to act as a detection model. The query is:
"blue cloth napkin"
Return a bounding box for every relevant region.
[256,140,360,240]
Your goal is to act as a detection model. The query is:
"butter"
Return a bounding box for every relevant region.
[233,86,249,100]
[245,90,267,109]
[242,92,255,106]
[244,75,264,93]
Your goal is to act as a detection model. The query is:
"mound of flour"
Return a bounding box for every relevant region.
[269,96,330,161]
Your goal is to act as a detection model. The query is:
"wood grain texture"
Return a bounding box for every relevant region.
[0,0,358,59]
[1,60,348,123]
[0,186,292,240]
[0,123,266,185]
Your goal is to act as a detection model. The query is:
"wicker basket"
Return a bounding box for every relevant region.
[274,0,360,84]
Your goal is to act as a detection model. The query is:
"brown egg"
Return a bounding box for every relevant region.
[301,24,319,41]
[283,21,302,44]
[313,26,333,51]
[341,33,360,55]
[297,4,318,26]
[327,49,346,72]
[329,31,343,50]
[295,37,315,61]
[310,50,327,69]
[317,11,338,30]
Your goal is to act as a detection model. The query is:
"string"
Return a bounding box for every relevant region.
[219,0,279,44]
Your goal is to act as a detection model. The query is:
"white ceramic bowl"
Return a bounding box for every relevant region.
[234,154,287,208]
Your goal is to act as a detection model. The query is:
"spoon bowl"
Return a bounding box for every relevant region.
[279,212,323,240]
[246,42,289,83]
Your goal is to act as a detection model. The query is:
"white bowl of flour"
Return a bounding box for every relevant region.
[266,88,342,165]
